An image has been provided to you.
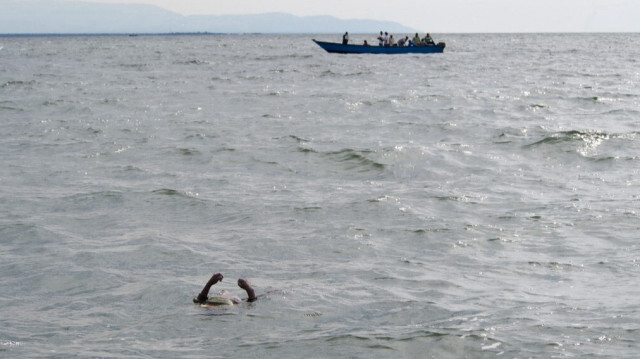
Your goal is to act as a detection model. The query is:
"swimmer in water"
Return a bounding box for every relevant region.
[193,273,257,306]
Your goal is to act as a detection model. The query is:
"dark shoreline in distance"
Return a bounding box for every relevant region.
[0,32,232,38]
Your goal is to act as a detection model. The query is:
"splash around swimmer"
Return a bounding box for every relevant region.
[193,273,257,306]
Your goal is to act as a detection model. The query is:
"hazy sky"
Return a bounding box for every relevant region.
[56,0,640,32]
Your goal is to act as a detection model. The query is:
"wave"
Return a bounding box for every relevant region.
[318,69,373,77]
[526,130,609,147]
[176,147,201,156]
[326,149,385,171]
[527,261,582,271]
[151,188,198,198]
[173,59,210,66]
[0,101,23,112]
[524,130,614,158]
[118,63,148,70]
[286,135,310,143]
[602,108,640,116]
[524,130,640,160]
[319,148,385,172]
[1,80,37,90]
[293,147,387,180]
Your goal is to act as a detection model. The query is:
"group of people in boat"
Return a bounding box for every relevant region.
[343,31,436,47]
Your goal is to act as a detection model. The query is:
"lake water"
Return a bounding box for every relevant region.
[1,33,639,358]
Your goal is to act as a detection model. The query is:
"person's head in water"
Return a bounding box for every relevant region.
[193,273,257,306]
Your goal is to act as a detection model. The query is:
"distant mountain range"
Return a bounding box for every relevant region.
[1,0,416,34]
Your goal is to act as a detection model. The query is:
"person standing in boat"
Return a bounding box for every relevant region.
[377,31,384,46]
[342,32,349,45]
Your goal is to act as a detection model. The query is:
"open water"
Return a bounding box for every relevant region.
[1,33,639,358]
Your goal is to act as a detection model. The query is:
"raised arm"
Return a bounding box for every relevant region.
[237,279,257,302]
[193,273,223,304]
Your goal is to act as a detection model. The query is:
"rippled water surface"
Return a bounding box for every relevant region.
[1,33,639,358]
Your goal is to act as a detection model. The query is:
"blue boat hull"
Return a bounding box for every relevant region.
[313,39,445,54]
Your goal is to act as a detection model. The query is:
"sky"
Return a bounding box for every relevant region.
[21,0,640,32]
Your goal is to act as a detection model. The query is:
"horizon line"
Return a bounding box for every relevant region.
[2,31,639,38]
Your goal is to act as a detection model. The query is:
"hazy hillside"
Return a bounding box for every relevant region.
[0,0,416,34]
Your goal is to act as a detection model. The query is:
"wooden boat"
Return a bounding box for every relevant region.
[312,39,445,54]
